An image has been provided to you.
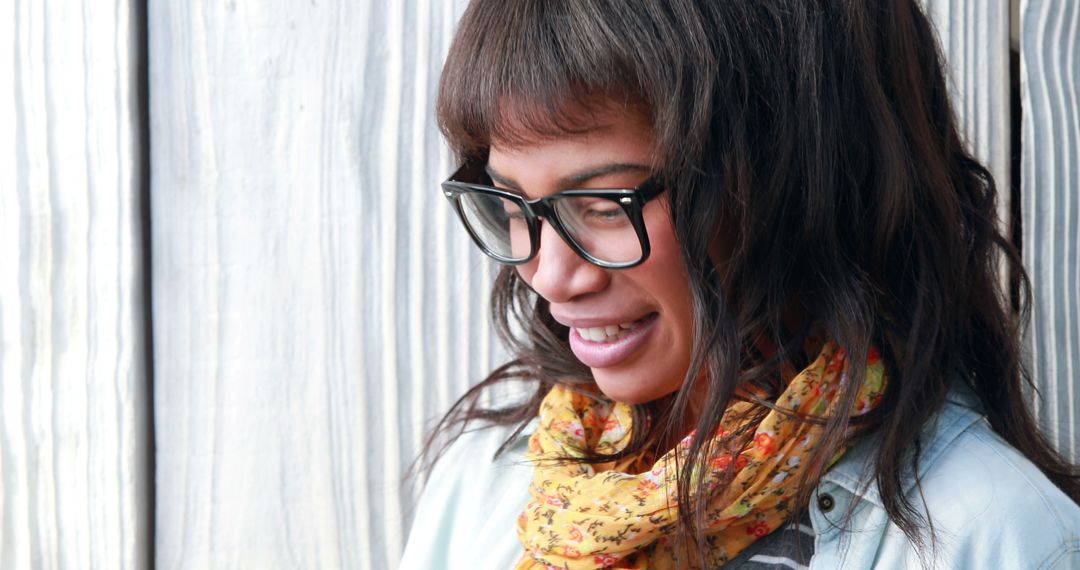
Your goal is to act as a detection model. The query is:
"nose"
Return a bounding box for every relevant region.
[517,221,610,303]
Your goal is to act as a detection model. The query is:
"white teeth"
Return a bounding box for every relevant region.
[576,321,638,342]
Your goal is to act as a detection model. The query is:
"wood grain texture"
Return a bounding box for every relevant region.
[922,0,1012,244]
[147,1,1050,569]
[1,1,150,568]
[148,1,487,568]
[1021,0,1080,462]
[924,0,1012,188]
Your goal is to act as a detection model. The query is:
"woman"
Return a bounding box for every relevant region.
[403,0,1080,568]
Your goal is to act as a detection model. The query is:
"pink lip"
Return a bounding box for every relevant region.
[552,312,650,328]
[568,313,658,369]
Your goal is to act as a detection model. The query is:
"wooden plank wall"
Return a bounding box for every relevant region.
[4,0,1076,569]
[1,1,150,568]
[1021,0,1080,462]
[145,2,1022,569]
[148,2,486,569]
[923,0,1011,226]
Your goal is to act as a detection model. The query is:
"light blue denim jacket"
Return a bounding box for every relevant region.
[401,393,1080,569]
[809,391,1080,569]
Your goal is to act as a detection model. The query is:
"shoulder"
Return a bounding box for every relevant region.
[912,416,1080,567]
[812,398,1080,569]
[400,422,534,570]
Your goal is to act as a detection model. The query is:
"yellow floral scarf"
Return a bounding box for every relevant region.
[515,342,886,569]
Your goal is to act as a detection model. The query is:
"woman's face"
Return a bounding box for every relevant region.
[487,101,695,404]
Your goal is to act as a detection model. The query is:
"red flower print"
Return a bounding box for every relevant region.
[827,348,846,373]
[551,419,583,437]
[867,346,881,365]
[545,494,565,508]
[594,553,619,566]
[746,521,771,537]
[568,526,584,542]
[602,417,620,430]
[754,432,776,455]
[711,454,748,471]
[637,478,660,493]
[712,454,733,470]
[563,545,581,558]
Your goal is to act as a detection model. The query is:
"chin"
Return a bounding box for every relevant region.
[592,369,675,405]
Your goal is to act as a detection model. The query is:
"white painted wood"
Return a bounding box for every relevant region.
[922,0,1012,246]
[1,1,150,569]
[1020,0,1080,462]
[924,0,1080,462]
[149,1,1067,569]
[149,1,486,568]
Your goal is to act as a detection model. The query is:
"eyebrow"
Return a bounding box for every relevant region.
[484,162,652,194]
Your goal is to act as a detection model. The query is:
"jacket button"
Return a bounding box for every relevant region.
[817,493,835,513]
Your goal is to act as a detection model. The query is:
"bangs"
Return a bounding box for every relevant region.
[436,0,675,160]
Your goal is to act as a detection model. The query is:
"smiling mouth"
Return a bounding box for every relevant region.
[573,313,657,344]
[567,313,659,369]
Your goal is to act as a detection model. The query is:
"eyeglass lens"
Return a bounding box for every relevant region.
[456,193,643,264]
[457,193,532,260]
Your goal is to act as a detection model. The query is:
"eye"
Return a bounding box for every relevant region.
[556,197,631,230]
[583,204,624,221]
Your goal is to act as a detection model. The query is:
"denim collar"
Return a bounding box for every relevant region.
[819,386,986,508]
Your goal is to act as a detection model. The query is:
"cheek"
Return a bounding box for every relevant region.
[515,262,536,285]
[650,221,696,355]
[641,209,693,308]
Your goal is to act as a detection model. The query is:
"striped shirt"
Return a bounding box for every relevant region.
[724,513,814,569]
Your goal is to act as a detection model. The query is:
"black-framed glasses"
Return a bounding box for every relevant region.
[441,162,665,269]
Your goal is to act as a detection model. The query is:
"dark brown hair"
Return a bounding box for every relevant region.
[424,0,1080,562]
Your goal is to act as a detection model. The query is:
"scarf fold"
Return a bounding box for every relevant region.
[515,342,886,569]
